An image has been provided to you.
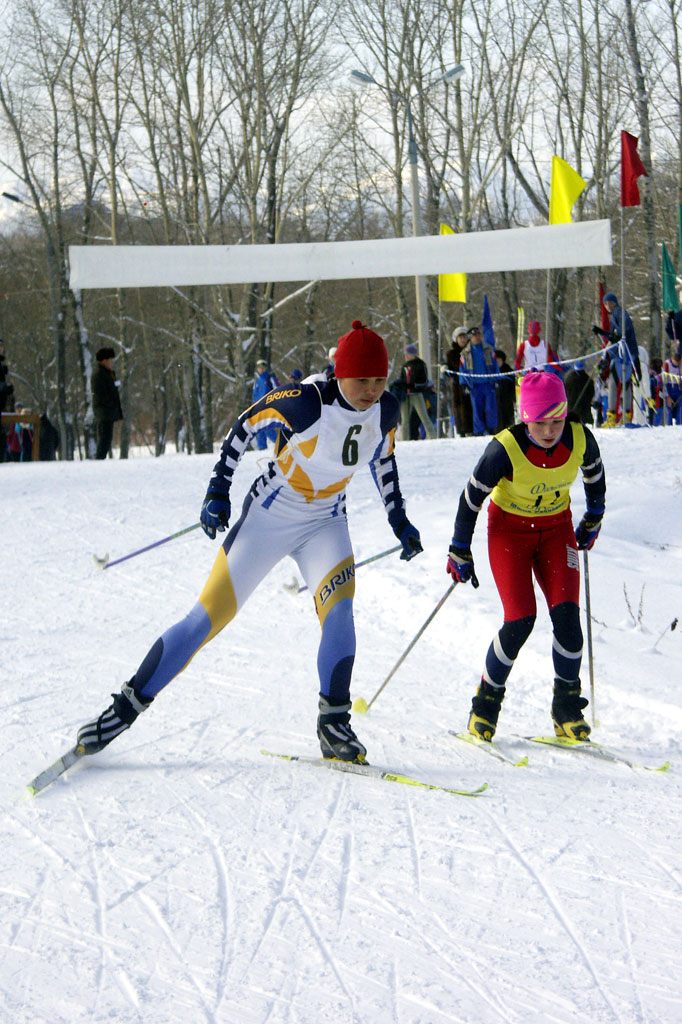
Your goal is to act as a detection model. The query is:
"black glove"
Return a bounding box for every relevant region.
[388,511,423,561]
[200,492,231,539]
[397,521,423,561]
[667,310,675,321]
[575,515,602,551]
[634,356,642,381]
[592,324,605,338]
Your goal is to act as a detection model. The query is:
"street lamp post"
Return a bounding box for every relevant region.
[351,66,465,377]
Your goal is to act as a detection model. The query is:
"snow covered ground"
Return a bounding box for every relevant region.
[2,426,682,1024]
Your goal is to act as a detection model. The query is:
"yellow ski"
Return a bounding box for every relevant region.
[26,744,88,796]
[525,735,669,772]
[261,750,488,797]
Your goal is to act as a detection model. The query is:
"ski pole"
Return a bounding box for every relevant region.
[583,550,596,726]
[284,544,402,594]
[353,580,465,713]
[93,522,202,570]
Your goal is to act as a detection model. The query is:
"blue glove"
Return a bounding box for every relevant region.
[200,493,231,539]
[397,521,423,561]
[447,546,479,587]
[575,515,601,551]
[388,511,423,562]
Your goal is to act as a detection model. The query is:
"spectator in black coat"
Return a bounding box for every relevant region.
[91,346,123,459]
[564,360,595,425]
[0,339,14,463]
[445,328,473,437]
[494,350,516,429]
[39,412,60,460]
[399,344,435,439]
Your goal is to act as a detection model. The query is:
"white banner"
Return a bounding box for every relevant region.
[69,219,612,290]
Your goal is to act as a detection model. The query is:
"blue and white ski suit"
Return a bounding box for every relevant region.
[130,379,409,709]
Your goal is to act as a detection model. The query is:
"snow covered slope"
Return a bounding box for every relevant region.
[2,428,681,1024]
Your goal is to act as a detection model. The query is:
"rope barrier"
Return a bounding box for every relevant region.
[440,343,607,382]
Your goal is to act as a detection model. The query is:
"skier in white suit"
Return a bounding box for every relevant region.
[76,320,422,764]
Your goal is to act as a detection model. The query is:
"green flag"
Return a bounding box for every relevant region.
[662,241,678,310]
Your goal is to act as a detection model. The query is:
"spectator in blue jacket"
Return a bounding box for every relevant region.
[459,326,498,435]
[252,359,280,450]
[593,292,640,426]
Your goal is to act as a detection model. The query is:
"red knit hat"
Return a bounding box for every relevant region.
[519,371,567,422]
[334,320,388,378]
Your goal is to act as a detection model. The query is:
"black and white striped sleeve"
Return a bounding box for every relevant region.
[369,392,406,526]
[452,438,512,548]
[581,427,606,517]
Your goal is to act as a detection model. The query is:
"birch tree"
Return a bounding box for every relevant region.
[0,1,78,456]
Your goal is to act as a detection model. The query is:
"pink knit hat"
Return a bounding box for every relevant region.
[519,371,567,422]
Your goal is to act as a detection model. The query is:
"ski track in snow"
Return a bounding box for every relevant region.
[2,432,682,1023]
[484,808,623,1024]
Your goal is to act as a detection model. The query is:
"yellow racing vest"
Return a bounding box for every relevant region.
[490,421,585,517]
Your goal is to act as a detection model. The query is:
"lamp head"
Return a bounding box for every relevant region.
[350,70,377,86]
[443,64,465,83]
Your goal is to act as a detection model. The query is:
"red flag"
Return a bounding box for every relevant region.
[620,130,647,207]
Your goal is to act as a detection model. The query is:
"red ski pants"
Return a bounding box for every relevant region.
[487,503,580,621]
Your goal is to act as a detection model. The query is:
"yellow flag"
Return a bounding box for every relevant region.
[549,156,586,225]
[438,223,467,302]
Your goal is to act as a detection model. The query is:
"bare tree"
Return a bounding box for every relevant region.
[215,0,339,402]
[0,1,79,456]
[623,0,661,356]
[124,0,237,452]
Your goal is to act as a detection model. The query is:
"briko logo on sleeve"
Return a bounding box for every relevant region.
[266,388,301,404]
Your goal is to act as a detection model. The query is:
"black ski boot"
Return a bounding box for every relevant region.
[317,696,367,763]
[77,682,152,753]
[551,679,590,741]
[468,680,505,741]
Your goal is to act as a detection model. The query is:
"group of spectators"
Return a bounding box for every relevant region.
[1,339,117,464]
[1,338,58,462]
[647,340,682,426]
[5,290,682,462]
[443,321,555,438]
[444,325,519,437]
[591,295,682,428]
[441,291,682,438]
[442,314,602,439]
